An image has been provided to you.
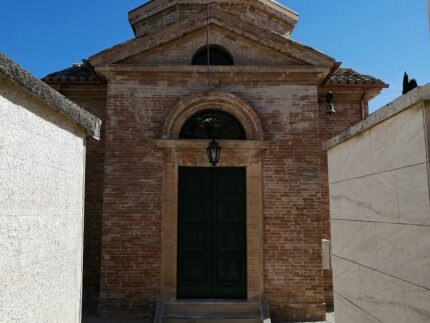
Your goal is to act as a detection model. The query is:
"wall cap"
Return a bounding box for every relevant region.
[323,83,430,150]
[0,52,101,139]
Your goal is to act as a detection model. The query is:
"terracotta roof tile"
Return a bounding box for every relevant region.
[43,63,387,88]
[42,62,100,83]
[328,67,387,86]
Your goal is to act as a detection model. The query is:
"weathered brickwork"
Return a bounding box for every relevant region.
[43,1,387,321]
[260,86,325,320]
[129,1,296,38]
[48,75,380,322]
[93,80,327,319]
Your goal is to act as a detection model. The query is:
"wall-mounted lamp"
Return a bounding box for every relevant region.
[207,139,221,167]
[326,91,336,116]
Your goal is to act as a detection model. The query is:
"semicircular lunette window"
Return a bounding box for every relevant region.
[180,110,246,140]
[192,46,234,66]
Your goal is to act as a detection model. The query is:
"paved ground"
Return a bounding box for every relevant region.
[84,312,335,323]
[299,312,335,323]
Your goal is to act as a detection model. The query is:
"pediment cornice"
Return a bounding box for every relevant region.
[94,64,332,84]
[89,7,335,69]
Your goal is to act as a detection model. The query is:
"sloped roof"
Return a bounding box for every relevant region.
[42,62,100,83]
[328,68,387,86]
[42,62,387,88]
[0,53,101,139]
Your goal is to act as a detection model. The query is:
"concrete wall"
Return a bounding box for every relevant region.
[327,89,430,323]
[54,83,107,314]
[0,77,86,322]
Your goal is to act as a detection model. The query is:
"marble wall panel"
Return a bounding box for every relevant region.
[330,219,344,257]
[343,221,378,269]
[404,282,430,323]
[334,293,380,323]
[374,224,430,296]
[370,104,426,174]
[358,265,379,315]
[371,271,406,323]
[359,266,406,323]
[329,181,356,220]
[375,223,404,279]
[397,164,430,225]
[328,130,372,184]
[401,225,430,289]
[354,171,398,223]
[424,102,430,162]
[332,256,361,305]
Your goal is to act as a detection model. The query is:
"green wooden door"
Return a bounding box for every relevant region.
[177,167,247,299]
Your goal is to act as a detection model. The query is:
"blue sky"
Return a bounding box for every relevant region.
[1,0,429,112]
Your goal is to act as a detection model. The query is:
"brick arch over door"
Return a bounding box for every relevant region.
[162,91,264,140]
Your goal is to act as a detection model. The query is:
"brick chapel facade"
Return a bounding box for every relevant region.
[44,0,387,321]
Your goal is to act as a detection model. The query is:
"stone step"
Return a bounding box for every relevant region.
[163,311,262,323]
[164,300,260,313]
[164,319,262,323]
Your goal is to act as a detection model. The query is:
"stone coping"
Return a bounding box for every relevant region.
[323,84,430,150]
[0,52,101,139]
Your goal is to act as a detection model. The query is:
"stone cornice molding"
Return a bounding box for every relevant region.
[154,140,270,166]
[89,7,335,68]
[155,139,270,150]
[95,65,330,83]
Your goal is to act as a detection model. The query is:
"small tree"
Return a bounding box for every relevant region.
[402,72,409,95]
[403,72,418,95]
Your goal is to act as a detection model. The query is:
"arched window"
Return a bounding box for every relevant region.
[192,45,234,66]
[180,110,246,140]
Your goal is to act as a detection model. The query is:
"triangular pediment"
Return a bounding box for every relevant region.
[89,6,335,69]
[119,26,306,66]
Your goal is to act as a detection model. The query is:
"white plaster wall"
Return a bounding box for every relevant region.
[0,78,86,322]
[328,102,430,323]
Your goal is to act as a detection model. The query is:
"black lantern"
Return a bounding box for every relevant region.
[207,139,221,167]
[326,91,336,115]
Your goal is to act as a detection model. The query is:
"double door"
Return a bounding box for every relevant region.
[177,167,247,299]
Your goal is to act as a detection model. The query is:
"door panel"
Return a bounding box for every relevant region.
[177,167,247,299]
[178,168,212,298]
[216,197,243,223]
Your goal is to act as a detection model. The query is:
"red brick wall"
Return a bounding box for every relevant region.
[257,87,325,321]
[95,79,326,320]
[49,79,366,321]
[98,80,169,316]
